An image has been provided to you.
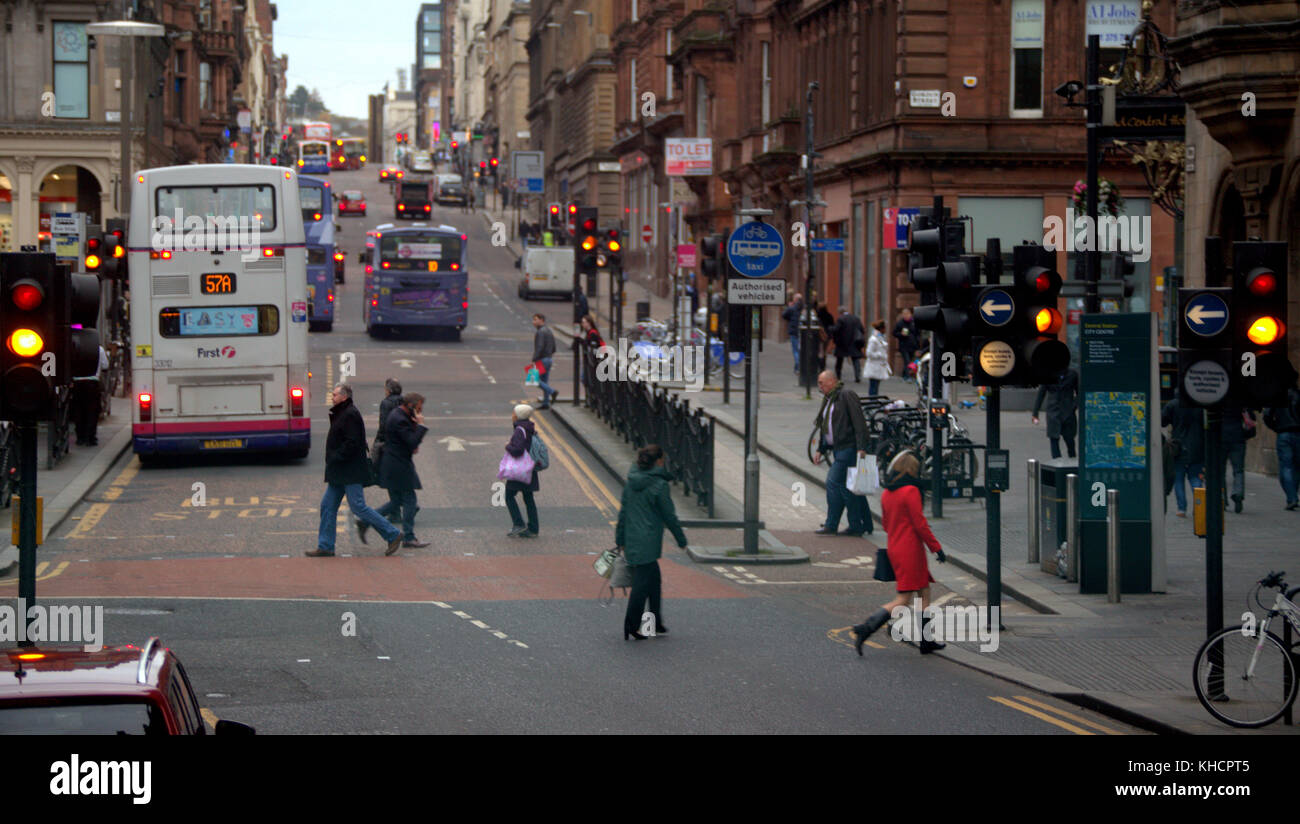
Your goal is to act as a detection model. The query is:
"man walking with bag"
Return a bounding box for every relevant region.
[530,313,557,409]
[812,370,874,536]
[309,384,404,557]
[363,392,429,550]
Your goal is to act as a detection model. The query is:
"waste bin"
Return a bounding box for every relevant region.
[636,301,651,322]
[798,321,821,387]
[1038,459,1077,575]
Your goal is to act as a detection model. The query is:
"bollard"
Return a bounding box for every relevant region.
[1027,459,1039,564]
[1066,473,1079,583]
[1107,488,1121,603]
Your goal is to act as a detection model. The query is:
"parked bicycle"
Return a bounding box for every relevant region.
[1193,570,1300,728]
[0,421,18,509]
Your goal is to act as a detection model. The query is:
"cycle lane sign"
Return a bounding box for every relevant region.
[726,221,784,278]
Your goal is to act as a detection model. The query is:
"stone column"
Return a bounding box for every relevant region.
[14,155,36,249]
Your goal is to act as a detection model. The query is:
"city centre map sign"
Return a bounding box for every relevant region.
[1078,312,1165,595]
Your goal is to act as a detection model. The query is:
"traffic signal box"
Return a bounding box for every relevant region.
[971,244,1068,387]
[1231,241,1296,408]
[102,218,127,280]
[574,207,600,292]
[910,221,972,380]
[0,254,100,422]
[1178,286,1233,408]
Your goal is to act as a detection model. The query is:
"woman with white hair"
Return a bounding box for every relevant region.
[503,404,541,537]
[851,450,948,655]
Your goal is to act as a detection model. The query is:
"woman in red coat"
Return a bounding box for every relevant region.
[851,450,948,655]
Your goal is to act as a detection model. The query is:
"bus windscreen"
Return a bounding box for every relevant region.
[299,187,324,211]
[156,185,276,232]
[398,183,429,200]
[379,234,463,270]
[301,143,327,157]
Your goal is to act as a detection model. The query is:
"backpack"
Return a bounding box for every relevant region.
[529,431,550,471]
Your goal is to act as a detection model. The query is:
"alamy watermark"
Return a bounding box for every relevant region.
[150,210,264,261]
[594,340,705,391]
[890,597,999,652]
[1042,207,1151,263]
[0,599,104,651]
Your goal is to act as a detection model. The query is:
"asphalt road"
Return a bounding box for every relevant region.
[25,165,1145,734]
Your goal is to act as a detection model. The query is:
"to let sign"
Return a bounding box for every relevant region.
[665,138,713,176]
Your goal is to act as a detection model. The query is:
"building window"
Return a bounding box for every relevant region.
[173,50,188,121]
[631,0,638,23]
[424,54,442,69]
[695,76,708,137]
[52,21,89,119]
[630,57,637,120]
[761,42,771,153]
[665,32,673,98]
[424,33,441,54]
[424,9,441,30]
[1011,0,1044,116]
[200,62,211,111]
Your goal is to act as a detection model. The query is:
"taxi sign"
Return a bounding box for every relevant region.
[726,221,784,278]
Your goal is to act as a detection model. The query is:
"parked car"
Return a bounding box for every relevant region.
[0,638,255,735]
[434,173,467,206]
[338,190,366,216]
[379,166,403,183]
[411,152,434,173]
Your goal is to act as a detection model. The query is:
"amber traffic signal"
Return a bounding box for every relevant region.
[1232,241,1295,407]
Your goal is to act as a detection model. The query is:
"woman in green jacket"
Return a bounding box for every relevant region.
[616,445,689,640]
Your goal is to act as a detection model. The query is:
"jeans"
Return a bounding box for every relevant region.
[790,336,800,373]
[1171,461,1204,514]
[1049,436,1076,459]
[624,560,662,634]
[318,484,400,552]
[537,356,555,402]
[1220,442,1246,501]
[824,447,873,533]
[835,356,862,382]
[506,483,538,533]
[377,487,418,540]
[1277,431,1300,505]
[867,378,881,397]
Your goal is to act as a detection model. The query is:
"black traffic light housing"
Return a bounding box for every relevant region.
[0,253,61,421]
[602,226,622,270]
[1178,286,1234,408]
[1011,244,1069,386]
[700,234,723,280]
[1231,240,1295,407]
[575,206,600,277]
[101,219,127,280]
[910,220,972,378]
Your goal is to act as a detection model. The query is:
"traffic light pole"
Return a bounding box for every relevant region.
[1204,407,1224,637]
[17,422,38,641]
[802,82,820,401]
[986,387,1001,625]
[744,305,761,555]
[1084,34,1102,314]
[930,198,945,520]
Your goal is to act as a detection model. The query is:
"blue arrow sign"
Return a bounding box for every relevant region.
[1185,292,1229,338]
[811,237,845,252]
[978,289,1015,327]
[727,221,785,278]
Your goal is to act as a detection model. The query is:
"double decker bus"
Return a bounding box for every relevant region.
[363,223,468,340]
[338,137,367,170]
[297,140,330,174]
[302,121,332,142]
[127,164,311,460]
[298,175,335,331]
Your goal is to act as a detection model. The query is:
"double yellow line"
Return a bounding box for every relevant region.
[989,695,1124,735]
[530,413,620,525]
[65,459,140,541]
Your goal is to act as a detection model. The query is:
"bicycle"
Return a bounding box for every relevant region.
[1192,570,1300,728]
[0,421,18,509]
[46,383,72,470]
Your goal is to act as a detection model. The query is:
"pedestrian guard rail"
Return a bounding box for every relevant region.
[581,347,715,516]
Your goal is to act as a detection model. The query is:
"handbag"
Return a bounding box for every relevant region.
[594,548,618,579]
[497,436,535,484]
[610,552,633,588]
[873,546,895,582]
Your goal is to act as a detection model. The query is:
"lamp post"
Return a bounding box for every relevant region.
[87,19,165,216]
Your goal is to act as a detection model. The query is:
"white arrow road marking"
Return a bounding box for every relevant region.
[980,299,1012,317]
[438,435,488,451]
[392,359,415,368]
[1187,304,1226,326]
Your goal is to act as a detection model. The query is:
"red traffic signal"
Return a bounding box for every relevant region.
[490,157,498,168]
[451,140,458,149]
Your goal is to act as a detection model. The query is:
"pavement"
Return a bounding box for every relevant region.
[480,200,1300,736]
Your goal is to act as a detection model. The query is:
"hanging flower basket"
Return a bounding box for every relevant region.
[1072,179,1125,216]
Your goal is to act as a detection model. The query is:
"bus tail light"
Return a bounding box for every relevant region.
[462,300,468,309]
[313,212,322,221]
[327,291,334,303]
[365,264,372,274]
[382,262,390,269]
[370,298,378,307]
[397,204,405,211]
[423,204,431,212]
[138,393,153,422]
[290,387,305,417]
[450,262,459,270]
[261,247,284,257]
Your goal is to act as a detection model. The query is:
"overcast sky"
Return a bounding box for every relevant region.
[276,0,426,119]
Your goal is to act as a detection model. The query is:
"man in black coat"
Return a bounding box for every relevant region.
[1161,396,1206,518]
[364,392,429,549]
[309,384,403,557]
[893,308,919,375]
[373,378,403,453]
[1032,367,1079,459]
[811,370,874,535]
[830,309,866,383]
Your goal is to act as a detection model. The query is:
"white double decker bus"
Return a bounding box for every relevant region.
[127,164,311,462]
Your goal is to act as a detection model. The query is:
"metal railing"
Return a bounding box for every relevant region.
[582,347,715,516]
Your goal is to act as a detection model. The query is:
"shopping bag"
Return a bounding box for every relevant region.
[594,548,618,579]
[497,447,536,483]
[846,455,875,496]
[524,366,540,387]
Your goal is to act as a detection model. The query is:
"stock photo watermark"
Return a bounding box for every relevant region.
[150,212,266,261]
[0,599,105,651]
[890,597,1000,653]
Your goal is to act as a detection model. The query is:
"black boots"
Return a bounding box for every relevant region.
[919,612,947,654]
[851,609,890,656]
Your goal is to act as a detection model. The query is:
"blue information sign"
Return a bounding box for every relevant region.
[811,237,845,252]
[1183,292,1230,338]
[977,289,1015,327]
[727,221,785,278]
[524,178,543,193]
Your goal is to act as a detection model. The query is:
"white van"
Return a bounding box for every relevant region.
[515,245,576,300]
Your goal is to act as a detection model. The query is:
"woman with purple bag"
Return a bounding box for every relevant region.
[499,404,541,538]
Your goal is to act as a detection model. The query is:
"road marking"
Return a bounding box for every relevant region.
[530,416,617,523]
[1011,695,1123,735]
[472,355,482,364]
[930,593,958,609]
[988,697,1093,735]
[200,708,219,731]
[0,561,69,585]
[827,625,886,651]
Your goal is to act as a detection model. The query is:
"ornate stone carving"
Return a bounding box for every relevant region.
[14,156,35,174]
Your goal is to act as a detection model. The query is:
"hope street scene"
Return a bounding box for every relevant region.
[1,0,1299,790]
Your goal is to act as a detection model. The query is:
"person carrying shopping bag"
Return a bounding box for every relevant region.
[811,370,874,536]
[615,445,689,640]
[850,450,947,655]
[499,404,541,537]
[863,320,891,397]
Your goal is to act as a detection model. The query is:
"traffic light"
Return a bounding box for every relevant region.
[1011,244,1069,386]
[567,203,578,238]
[489,157,499,173]
[602,226,622,270]
[1111,251,1136,297]
[909,220,973,378]
[548,203,561,229]
[83,234,103,273]
[101,219,127,280]
[65,268,101,386]
[700,234,723,280]
[0,254,60,420]
[575,206,599,275]
[1232,241,1296,407]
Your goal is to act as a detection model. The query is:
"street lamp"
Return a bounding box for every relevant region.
[86,19,165,216]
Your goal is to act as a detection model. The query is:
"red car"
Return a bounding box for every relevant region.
[379,166,403,183]
[0,638,255,735]
[338,190,366,216]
